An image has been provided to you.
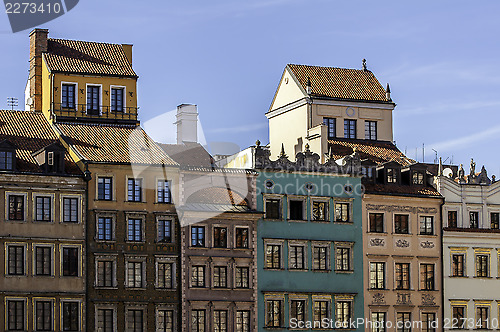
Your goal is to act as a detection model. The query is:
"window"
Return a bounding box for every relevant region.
[289,244,305,270]
[236,311,250,332]
[35,246,51,276]
[127,309,143,332]
[419,216,434,235]
[313,300,329,321]
[420,264,435,290]
[63,247,78,276]
[365,121,377,140]
[35,196,51,222]
[289,199,304,220]
[127,261,144,288]
[370,262,385,289]
[395,263,410,290]
[110,87,124,112]
[448,211,457,228]
[191,226,205,247]
[394,215,409,234]
[422,313,436,332]
[128,219,143,242]
[412,171,424,185]
[312,245,329,270]
[8,195,24,221]
[265,300,282,327]
[451,254,465,277]
[7,300,25,331]
[369,213,384,233]
[312,200,328,221]
[336,301,352,328]
[477,307,489,329]
[290,299,306,322]
[191,265,205,287]
[476,254,489,277]
[61,84,76,109]
[235,267,249,288]
[213,227,227,248]
[396,312,411,332]
[213,310,227,332]
[213,266,227,288]
[235,228,249,248]
[97,217,113,241]
[97,308,114,332]
[0,150,14,170]
[323,117,336,139]
[87,85,100,115]
[265,244,281,269]
[63,197,79,223]
[371,312,386,332]
[97,177,112,200]
[469,211,479,229]
[265,198,281,219]
[336,247,351,271]
[97,260,115,287]
[35,301,52,331]
[158,220,172,243]
[157,262,173,289]
[452,306,465,329]
[62,302,79,331]
[335,202,350,222]
[491,212,499,229]
[362,166,374,179]
[157,309,174,332]
[128,178,142,202]
[387,168,398,183]
[7,245,24,275]
[191,310,205,332]
[157,180,171,203]
[344,119,356,139]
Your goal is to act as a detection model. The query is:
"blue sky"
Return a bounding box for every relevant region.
[1,0,500,174]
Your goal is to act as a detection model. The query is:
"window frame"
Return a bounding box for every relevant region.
[156,306,176,332]
[127,178,143,202]
[34,299,54,332]
[33,194,54,222]
[6,297,26,331]
[110,85,126,112]
[61,300,81,332]
[313,297,331,322]
[86,84,102,115]
[365,120,377,140]
[476,253,490,278]
[6,193,26,222]
[394,214,409,234]
[155,257,175,289]
[125,306,146,332]
[97,176,113,201]
[323,117,336,139]
[334,201,351,223]
[448,210,458,228]
[395,262,410,290]
[95,305,117,332]
[419,216,434,235]
[265,297,284,328]
[288,241,307,270]
[264,240,284,270]
[344,119,356,139]
[451,253,465,277]
[235,227,249,249]
[451,305,466,330]
[311,198,329,222]
[6,243,26,276]
[369,213,384,233]
[369,262,386,290]
[61,245,80,277]
[491,212,499,229]
[61,195,81,223]
[157,179,172,204]
[191,226,206,247]
[96,215,115,242]
[335,296,353,329]
[191,309,206,332]
[0,149,15,171]
[213,265,228,288]
[469,211,479,229]
[264,195,282,220]
[125,257,146,289]
[288,196,306,221]
[157,218,173,243]
[127,217,144,242]
[95,255,118,288]
[61,82,77,109]
[312,242,330,271]
[235,266,250,289]
[213,226,228,248]
[191,265,206,288]
[33,244,54,277]
[419,264,435,291]
[335,242,353,272]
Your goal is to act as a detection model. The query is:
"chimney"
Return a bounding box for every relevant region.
[121,44,133,65]
[175,104,198,144]
[29,28,48,112]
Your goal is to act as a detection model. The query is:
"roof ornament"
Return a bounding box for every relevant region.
[255,140,261,147]
[362,59,367,71]
[458,164,465,183]
[305,143,310,152]
[386,83,391,101]
[279,143,288,159]
[306,77,312,95]
[470,158,476,177]
[438,157,443,176]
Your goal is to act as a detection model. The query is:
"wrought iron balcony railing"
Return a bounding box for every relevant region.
[52,103,139,122]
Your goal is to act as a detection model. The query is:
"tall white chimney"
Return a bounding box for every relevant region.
[175,104,198,144]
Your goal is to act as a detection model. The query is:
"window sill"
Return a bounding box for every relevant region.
[34,220,54,223]
[155,287,175,290]
[368,231,387,234]
[312,269,332,273]
[334,221,353,224]
[264,268,285,271]
[5,219,27,223]
[450,275,469,278]
[125,287,147,290]
[474,276,493,279]
[311,220,330,223]
[288,219,308,223]
[393,233,412,236]
[96,239,116,243]
[263,218,284,222]
[96,286,118,290]
[94,199,115,202]
[335,270,354,274]
[125,201,145,203]
[289,268,308,272]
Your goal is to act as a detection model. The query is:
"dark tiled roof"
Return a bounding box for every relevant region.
[159,143,213,167]
[328,138,413,166]
[186,187,248,206]
[287,64,389,102]
[0,110,80,174]
[44,38,137,77]
[56,122,177,165]
[363,182,442,198]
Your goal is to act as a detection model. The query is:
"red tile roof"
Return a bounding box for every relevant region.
[186,187,248,206]
[44,38,137,77]
[0,110,80,174]
[287,64,390,102]
[363,182,442,197]
[159,143,213,167]
[56,122,177,165]
[328,138,414,166]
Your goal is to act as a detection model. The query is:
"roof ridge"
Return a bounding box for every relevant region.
[288,63,372,73]
[48,37,127,47]
[57,121,137,128]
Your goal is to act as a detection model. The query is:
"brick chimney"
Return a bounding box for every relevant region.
[175,104,198,144]
[29,28,48,112]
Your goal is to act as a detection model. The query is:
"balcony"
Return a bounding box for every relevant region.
[51,103,139,124]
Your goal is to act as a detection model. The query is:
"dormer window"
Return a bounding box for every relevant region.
[0,150,14,170]
[412,171,425,185]
[387,168,398,183]
[32,142,66,174]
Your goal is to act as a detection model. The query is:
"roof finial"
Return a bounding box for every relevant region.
[438,157,443,176]
[255,139,261,147]
[306,77,312,94]
[362,59,367,71]
[386,83,391,101]
[305,143,310,152]
[279,143,288,158]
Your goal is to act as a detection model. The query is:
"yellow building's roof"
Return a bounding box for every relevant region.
[56,122,177,166]
[287,63,389,103]
[44,38,137,77]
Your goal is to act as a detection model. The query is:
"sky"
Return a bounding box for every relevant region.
[1,0,500,174]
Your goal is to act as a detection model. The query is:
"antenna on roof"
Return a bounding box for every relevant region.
[362,59,367,71]
[422,143,425,163]
[7,97,18,111]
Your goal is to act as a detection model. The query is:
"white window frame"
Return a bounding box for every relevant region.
[109,85,127,112]
[155,256,176,289]
[60,81,78,108]
[95,254,118,288]
[264,239,285,270]
[156,305,177,332]
[124,255,147,289]
[287,195,307,222]
[60,194,82,224]
[125,304,147,332]
[85,83,103,115]
[5,297,27,331]
[126,176,144,203]
[5,192,28,222]
[33,297,54,332]
[33,193,55,223]
[96,213,116,242]
[95,304,117,332]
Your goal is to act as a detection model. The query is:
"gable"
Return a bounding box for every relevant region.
[268,67,307,112]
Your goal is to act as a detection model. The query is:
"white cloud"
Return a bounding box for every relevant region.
[428,124,500,153]
[206,122,268,134]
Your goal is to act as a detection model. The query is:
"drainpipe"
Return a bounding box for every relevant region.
[50,73,55,120]
[439,195,445,329]
[82,161,91,332]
